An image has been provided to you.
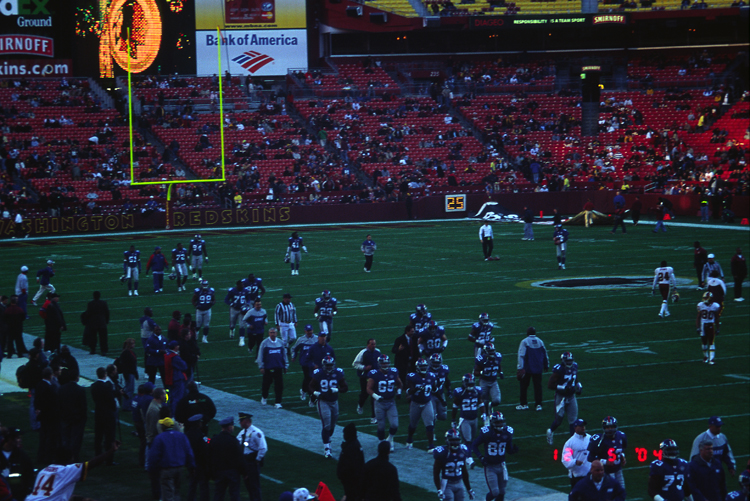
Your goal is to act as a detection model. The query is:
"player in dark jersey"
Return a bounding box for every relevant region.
[240,273,265,303]
[474,342,503,414]
[171,243,189,292]
[452,373,486,468]
[648,439,693,501]
[419,321,448,358]
[224,280,247,342]
[367,355,403,451]
[192,280,216,343]
[187,234,208,280]
[405,358,437,451]
[122,245,141,296]
[587,416,628,489]
[553,224,570,270]
[429,353,451,426]
[313,290,338,342]
[546,351,582,444]
[725,470,749,501]
[286,231,307,275]
[410,304,433,332]
[310,356,348,458]
[468,313,494,358]
[472,412,518,501]
[433,429,474,501]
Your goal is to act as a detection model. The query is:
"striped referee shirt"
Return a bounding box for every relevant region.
[275,301,297,325]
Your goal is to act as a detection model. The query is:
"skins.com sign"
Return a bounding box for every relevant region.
[195,29,306,76]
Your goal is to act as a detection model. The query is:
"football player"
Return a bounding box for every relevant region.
[696,291,721,364]
[145,247,168,294]
[473,342,503,415]
[471,412,518,501]
[122,245,141,296]
[468,313,494,358]
[429,353,452,425]
[410,304,433,333]
[313,290,338,342]
[433,429,475,501]
[546,351,582,445]
[648,439,693,501]
[452,373,486,467]
[171,243,189,292]
[33,259,56,305]
[285,231,307,275]
[726,470,750,501]
[310,355,348,458]
[292,325,317,403]
[224,281,247,342]
[418,321,448,357]
[587,416,628,489]
[653,260,677,318]
[241,273,265,303]
[553,224,569,270]
[405,358,437,451]
[367,354,403,451]
[187,234,208,280]
[192,280,216,343]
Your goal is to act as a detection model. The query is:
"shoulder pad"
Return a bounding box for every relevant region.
[472,322,480,329]
[480,426,490,433]
[331,297,337,302]
[434,446,445,454]
[506,426,514,434]
[336,368,345,374]
[194,288,200,293]
[312,369,321,375]
[591,434,602,440]
[407,372,415,377]
[553,363,563,370]
[367,369,378,377]
[460,444,469,452]
[652,460,663,466]
[488,322,495,328]
[475,355,484,363]
[442,364,450,372]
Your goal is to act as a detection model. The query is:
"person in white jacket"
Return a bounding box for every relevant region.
[562,418,592,489]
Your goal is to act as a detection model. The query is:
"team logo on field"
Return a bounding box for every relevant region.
[532,276,693,289]
[231,50,274,74]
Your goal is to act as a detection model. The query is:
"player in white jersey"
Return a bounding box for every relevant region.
[26,441,119,500]
[696,292,721,364]
[652,260,677,318]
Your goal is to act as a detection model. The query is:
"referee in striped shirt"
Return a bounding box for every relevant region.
[275,293,297,358]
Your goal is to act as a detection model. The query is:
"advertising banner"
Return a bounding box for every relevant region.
[195,29,307,76]
[195,0,306,30]
[0,58,72,76]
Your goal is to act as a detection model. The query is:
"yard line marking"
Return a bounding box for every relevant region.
[260,474,283,484]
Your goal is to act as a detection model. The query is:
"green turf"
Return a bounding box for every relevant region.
[2,219,749,500]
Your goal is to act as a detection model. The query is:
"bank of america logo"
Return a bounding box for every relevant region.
[232,51,274,73]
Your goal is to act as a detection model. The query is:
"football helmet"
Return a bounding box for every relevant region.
[483,342,496,358]
[416,304,428,315]
[426,320,438,333]
[602,416,618,436]
[445,428,461,450]
[478,312,490,324]
[415,358,429,375]
[119,274,126,284]
[462,373,475,388]
[323,355,336,373]
[429,353,443,371]
[168,272,177,281]
[490,411,506,432]
[671,292,680,303]
[561,351,574,368]
[378,355,390,370]
[738,470,750,490]
[660,439,680,460]
[702,291,713,303]
[321,290,331,300]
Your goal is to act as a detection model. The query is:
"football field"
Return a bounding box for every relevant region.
[2,218,749,500]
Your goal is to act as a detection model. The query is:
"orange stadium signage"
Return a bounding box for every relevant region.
[99,0,162,77]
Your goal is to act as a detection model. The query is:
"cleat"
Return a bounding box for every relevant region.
[32,300,37,306]
[387,435,394,452]
[274,403,283,409]
[229,331,235,339]
[658,312,664,318]
[735,297,745,302]
[370,418,378,424]
[703,357,709,363]
[561,264,565,270]
[239,337,245,347]
[300,389,307,400]
[261,398,267,405]
[324,450,332,459]
[134,290,139,296]
[128,290,133,296]
[558,264,562,270]
[159,288,163,292]
[546,428,554,445]
[202,335,208,343]
[515,405,529,410]
[708,360,715,365]
[357,405,363,415]
[536,405,543,411]
[664,312,670,317]
[406,443,413,450]
[467,457,474,469]
[309,399,315,407]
